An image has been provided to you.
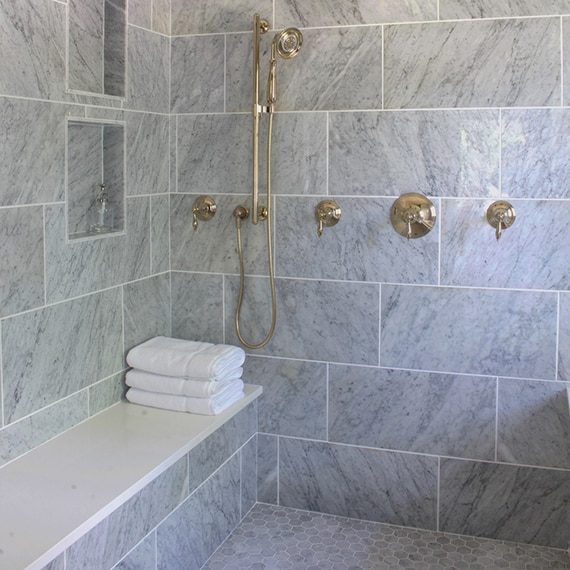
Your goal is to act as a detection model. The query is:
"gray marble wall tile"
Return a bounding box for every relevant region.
[227,27,383,112]
[0,206,44,318]
[187,404,257,494]
[384,18,561,109]
[2,288,123,423]
[243,356,327,439]
[565,18,570,106]
[439,459,570,548]
[257,434,278,504]
[0,0,68,101]
[104,0,127,98]
[157,453,241,570]
[126,111,169,196]
[177,114,250,195]
[41,554,64,570]
[329,110,500,197]
[498,378,570,469]
[225,277,380,365]
[329,366,496,460]
[280,438,438,529]
[560,293,570,381]
[151,195,170,274]
[0,391,88,467]
[152,0,171,35]
[276,0,437,27]
[170,194,267,275]
[441,199,570,291]
[103,124,126,230]
[440,0,570,19]
[381,285,558,379]
[241,436,257,517]
[275,196,439,284]
[66,456,188,569]
[127,26,170,113]
[115,532,156,570]
[171,0,272,35]
[0,98,75,206]
[171,272,224,344]
[45,198,151,303]
[502,109,570,199]
[128,0,151,29]
[89,372,124,416]
[123,273,171,356]
[171,35,224,114]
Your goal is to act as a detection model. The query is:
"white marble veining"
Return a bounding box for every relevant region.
[440,0,570,19]
[384,18,561,109]
[150,194,170,274]
[560,293,570,381]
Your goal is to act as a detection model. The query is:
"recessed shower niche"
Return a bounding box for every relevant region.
[67,0,126,98]
[66,119,125,240]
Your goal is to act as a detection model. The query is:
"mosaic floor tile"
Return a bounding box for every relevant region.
[202,503,569,569]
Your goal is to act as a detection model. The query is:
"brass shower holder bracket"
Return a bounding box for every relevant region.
[315,200,341,237]
[487,200,516,241]
[390,192,436,240]
[192,195,217,231]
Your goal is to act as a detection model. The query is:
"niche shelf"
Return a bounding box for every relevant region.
[67,0,127,98]
[66,119,126,240]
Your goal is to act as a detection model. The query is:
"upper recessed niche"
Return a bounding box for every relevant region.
[68,0,126,98]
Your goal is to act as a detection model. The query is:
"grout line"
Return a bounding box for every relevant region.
[436,456,440,532]
[495,377,499,463]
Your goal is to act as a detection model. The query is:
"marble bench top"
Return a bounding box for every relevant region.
[0,384,262,570]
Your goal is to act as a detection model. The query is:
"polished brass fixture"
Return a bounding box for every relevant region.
[233,14,303,349]
[487,200,516,241]
[192,195,217,231]
[315,200,342,237]
[390,193,437,239]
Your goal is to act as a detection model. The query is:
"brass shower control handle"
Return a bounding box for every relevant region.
[487,201,516,241]
[390,193,436,240]
[315,200,341,237]
[192,196,217,231]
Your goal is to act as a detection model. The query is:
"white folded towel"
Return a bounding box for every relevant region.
[126,336,246,379]
[126,380,245,416]
[125,369,243,398]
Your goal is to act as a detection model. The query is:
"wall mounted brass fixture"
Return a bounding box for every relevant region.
[192,195,217,231]
[390,193,436,239]
[487,200,516,241]
[315,200,341,237]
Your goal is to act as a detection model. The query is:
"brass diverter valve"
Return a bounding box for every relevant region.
[315,200,342,237]
[486,201,516,241]
[192,196,217,231]
[390,193,436,239]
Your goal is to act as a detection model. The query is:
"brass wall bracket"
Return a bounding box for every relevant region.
[390,193,436,239]
[487,201,516,241]
[192,195,217,230]
[315,200,341,237]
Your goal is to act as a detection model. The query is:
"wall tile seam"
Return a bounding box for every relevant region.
[128,21,171,40]
[270,434,570,473]
[110,530,156,570]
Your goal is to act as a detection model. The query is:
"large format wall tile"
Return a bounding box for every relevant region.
[498,378,570,469]
[0,206,44,318]
[276,0,437,27]
[227,26,383,112]
[279,438,438,529]
[441,0,570,19]
[171,272,224,344]
[157,454,241,570]
[151,194,170,274]
[381,285,558,379]
[384,18,561,109]
[171,35,224,114]
[2,288,123,423]
[115,532,155,570]
[225,277,380,364]
[439,459,570,548]
[502,109,570,199]
[275,196,439,284]
[329,366,496,460]
[257,434,278,504]
[243,356,327,439]
[329,110,500,197]
[560,293,570,381]
[171,0,272,35]
[0,98,77,206]
[441,199,570,291]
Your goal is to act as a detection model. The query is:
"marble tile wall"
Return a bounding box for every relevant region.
[0,0,172,466]
[169,0,570,549]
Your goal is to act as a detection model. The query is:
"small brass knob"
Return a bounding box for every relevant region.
[192,196,217,231]
[315,200,341,237]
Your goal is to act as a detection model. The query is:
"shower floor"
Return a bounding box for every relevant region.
[202,503,569,569]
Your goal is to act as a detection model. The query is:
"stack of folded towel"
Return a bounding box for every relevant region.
[125,336,246,415]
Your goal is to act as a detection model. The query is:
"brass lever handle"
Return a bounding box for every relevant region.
[192,196,217,231]
[390,193,436,240]
[486,201,516,241]
[315,200,341,237]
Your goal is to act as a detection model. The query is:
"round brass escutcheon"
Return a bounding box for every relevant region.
[390,193,436,239]
[315,199,341,237]
[486,200,516,241]
[192,195,217,230]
